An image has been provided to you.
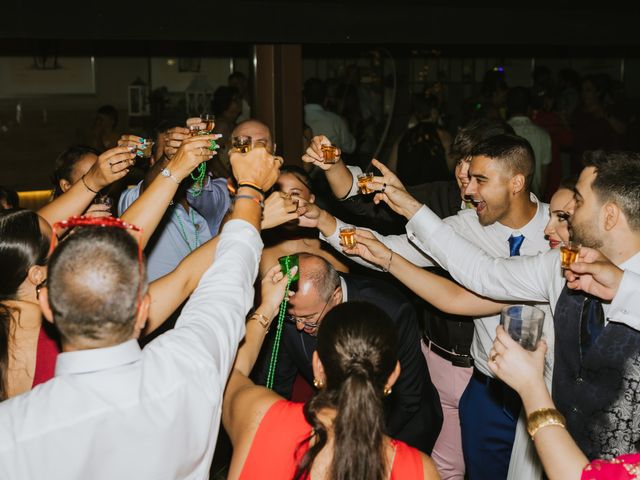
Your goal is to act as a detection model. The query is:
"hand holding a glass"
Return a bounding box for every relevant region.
[341,228,393,269]
[84,146,136,192]
[489,324,548,398]
[261,191,301,230]
[166,134,219,183]
[259,263,298,322]
[230,141,280,192]
[302,135,342,170]
[564,247,624,301]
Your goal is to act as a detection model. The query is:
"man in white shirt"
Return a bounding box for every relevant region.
[379,150,640,462]
[507,87,552,198]
[304,134,551,480]
[304,78,356,154]
[0,147,279,479]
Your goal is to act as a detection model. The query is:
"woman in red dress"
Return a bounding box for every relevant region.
[222,265,440,480]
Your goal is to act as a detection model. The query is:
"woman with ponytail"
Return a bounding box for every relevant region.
[223,266,439,479]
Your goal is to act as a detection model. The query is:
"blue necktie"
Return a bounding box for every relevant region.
[508,234,525,257]
[581,296,605,355]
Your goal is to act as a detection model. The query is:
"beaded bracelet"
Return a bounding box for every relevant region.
[81,174,99,194]
[235,194,264,209]
[526,408,566,439]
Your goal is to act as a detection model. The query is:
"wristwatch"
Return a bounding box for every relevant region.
[161,168,180,185]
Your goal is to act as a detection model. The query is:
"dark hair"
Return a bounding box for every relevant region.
[559,175,579,192]
[48,226,147,345]
[51,145,99,197]
[97,105,118,128]
[582,151,640,231]
[304,78,327,105]
[581,74,611,103]
[470,133,535,190]
[294,302,398,480]
[279,165,313,191]
[211,86,239,116]
[451,118,515,163]
[506,86,531,118]
[0,186,19,209]
[0,209,49,400]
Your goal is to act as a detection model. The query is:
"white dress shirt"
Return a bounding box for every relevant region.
[322,195,553,378]
[0,219,262,480]
[304,104,356,154]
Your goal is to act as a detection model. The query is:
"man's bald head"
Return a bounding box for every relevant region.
[47,227,148,346]
[231,119,274,153]
[297,253,340,302]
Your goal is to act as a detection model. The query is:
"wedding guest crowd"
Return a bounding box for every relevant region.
[1,66,640,480]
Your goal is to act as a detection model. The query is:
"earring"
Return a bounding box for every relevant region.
[383,386,392,397]
[313,378,324,389]
[36,279,47,300]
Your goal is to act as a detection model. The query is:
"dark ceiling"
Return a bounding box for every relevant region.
[2,2,640,51]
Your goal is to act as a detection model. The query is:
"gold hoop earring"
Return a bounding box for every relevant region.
[313,378,324,389]
[383,386,392,397]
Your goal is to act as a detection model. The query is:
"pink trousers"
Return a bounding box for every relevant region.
[422,340,473,480]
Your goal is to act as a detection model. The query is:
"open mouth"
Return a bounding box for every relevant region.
[472,199,487,213]
[548,239,561,249]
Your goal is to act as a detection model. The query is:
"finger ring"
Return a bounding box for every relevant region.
[381,182,387,193]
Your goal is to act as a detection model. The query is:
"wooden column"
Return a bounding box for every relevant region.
[253,44,303,166]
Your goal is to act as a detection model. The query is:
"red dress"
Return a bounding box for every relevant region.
[31,324,60,388]
[238,400,425,480]
[582,454,640,480]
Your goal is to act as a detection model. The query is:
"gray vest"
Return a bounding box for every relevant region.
[552,286,640,459]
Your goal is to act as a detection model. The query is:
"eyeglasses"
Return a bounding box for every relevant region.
[285,297,331,331]
[48,215,144,305]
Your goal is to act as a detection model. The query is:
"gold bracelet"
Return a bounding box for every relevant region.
[526,408,566,439]
[248,312,271,331]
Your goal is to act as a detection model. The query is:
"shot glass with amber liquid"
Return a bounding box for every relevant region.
[339,226,357,249]
[560,241,581,269]
[200,113,215,134]
[357,172,375,195]
[321,144,338,164]
[232,135,252,153]
[138,139,154,159]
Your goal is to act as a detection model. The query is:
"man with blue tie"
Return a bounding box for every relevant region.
[313,133,551,479]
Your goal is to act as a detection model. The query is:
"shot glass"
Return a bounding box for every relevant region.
[278,254,300,292]
[339,226,357,249]
[189,124,203,136]
[232,135,252,153]
[357,172,375,195]
[500,304,545,351]
[200,113,215,134]
[321,144,338,164]
[138,139,155,159]
[560,240,581,270]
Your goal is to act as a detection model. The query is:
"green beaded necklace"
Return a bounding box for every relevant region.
[265,257,295,390]
[175,207,200,252]
[190,139,219,198]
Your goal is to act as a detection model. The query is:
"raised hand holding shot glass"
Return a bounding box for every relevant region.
[560,240,581,270]
[232,135,252,153]
[339,226,357,249]
[500,305,545,351]
[357,172,375,194]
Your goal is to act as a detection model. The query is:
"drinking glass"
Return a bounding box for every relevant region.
[278,254,300,291]
[232,135,252,153]
[200,113,215,134]
[500,305,545,351]
[321,144,338,164]
[138,140,154,159]
[339,226,357,249]
[357,172,375,194]
[560,241,581,269]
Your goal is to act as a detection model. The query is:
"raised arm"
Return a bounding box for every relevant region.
[223,264,292,452]
[350,230,507,316]
[489,327,587,480]
[120,134,219,248]
[301,135,356,199]
[38,146,134,226]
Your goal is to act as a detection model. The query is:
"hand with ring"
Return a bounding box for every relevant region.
[84,146,135,192]
[164,134,219,183]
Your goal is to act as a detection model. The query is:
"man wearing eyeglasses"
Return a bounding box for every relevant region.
[256,252,443,455]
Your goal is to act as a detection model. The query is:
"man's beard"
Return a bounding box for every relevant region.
[571,220,603,249]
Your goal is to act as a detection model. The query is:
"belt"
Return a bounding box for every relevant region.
[424,336,474,369]
[471,367,521,421]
